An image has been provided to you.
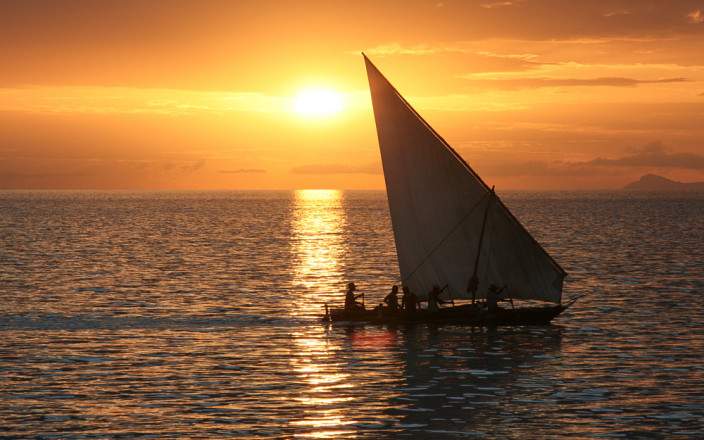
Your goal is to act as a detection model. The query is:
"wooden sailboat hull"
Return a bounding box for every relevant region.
[324,303,567,326]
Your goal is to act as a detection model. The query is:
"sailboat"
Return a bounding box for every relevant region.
[324,54,574,326]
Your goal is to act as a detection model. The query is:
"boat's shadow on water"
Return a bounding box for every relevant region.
[331,323,563,437]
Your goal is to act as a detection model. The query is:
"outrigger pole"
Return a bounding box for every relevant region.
[468,186,495,304]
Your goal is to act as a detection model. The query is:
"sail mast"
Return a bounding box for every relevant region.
[468,186,494,303]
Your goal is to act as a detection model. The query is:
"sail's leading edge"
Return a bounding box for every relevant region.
[364,54,566,303]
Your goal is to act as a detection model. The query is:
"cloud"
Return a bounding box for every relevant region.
[0,87,286,115]
[477,160,594,177]
[0,170,88,179]
[480,1,522,9]
[585,141,704,170]
[462,76,687,90]
[467,142,704,179]
[3,1,704,92]
[115,159,205,173]
[688,9,704,24]
[475,50,540,61]
[291,163,381,175]
[219,168,266,174]
[178,160,205,173]
[0,157,209,189]
[363,43,461,56]
[363,43,539,62]
[361,43,546,76]
[603,9,631,18]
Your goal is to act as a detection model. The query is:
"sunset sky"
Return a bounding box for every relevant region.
[2,0,704,190]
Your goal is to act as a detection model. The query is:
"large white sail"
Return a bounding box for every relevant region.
[364,54,566,303]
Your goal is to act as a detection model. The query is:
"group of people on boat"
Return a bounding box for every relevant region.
[344,281,508,315]
[381,285,419,313]
[345,282,419,314]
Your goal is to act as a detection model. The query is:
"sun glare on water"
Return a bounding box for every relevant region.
[293,88,344,118]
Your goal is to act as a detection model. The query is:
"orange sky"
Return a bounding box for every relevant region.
[2,0,704,190]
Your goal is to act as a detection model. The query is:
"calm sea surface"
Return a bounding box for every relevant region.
[1,190,703,438]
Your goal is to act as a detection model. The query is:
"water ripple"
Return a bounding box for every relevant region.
[1,190,703,438]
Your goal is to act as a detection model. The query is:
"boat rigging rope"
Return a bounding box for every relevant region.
[402,190,491,284]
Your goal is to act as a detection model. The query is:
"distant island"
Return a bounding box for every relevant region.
[623,174,704,191]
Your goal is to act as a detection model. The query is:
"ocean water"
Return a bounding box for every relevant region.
[1,190,703,438]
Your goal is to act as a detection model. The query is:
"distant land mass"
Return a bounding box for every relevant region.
[623,174,704,191]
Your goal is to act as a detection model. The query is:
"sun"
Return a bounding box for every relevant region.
[293,88,344,118]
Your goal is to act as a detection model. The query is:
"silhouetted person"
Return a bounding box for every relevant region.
[345,282,364,312]
[427,285,448,312]
[383,285,399,313]
[486,284,506,313]
[401,286,417,313]
[467,274,479,304]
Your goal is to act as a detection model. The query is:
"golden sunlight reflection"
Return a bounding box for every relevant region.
[288,331,356,438]
[290,189,347,315]
[288,189,355,437]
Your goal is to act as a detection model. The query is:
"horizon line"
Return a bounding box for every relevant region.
[0,187,636,192]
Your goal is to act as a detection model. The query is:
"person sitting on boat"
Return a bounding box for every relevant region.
[383,285,399,313]
[427,285,449,312]
[486,284,507,313]
[344,282,364,312]
[401,286,417,313]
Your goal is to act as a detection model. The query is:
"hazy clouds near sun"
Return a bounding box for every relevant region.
[1,0,703,190]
